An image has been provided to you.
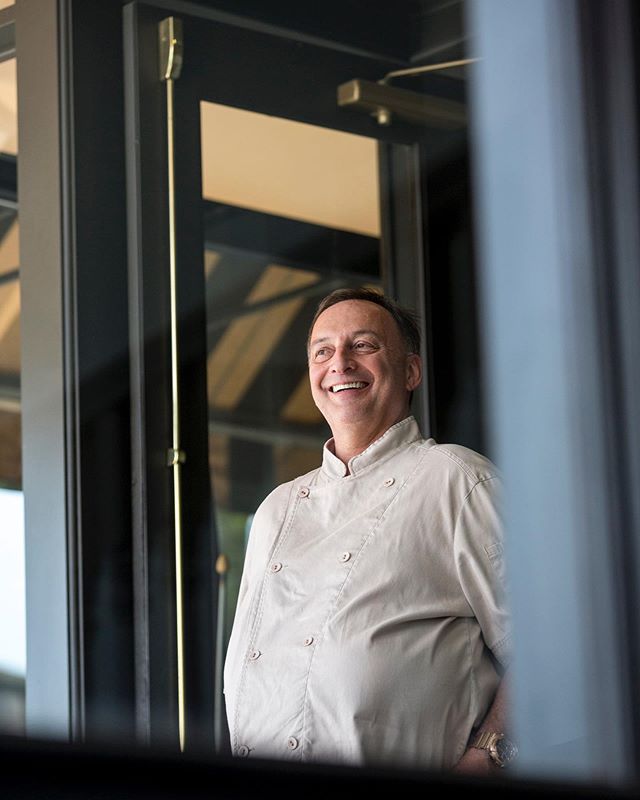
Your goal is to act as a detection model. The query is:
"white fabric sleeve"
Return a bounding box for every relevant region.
[453,476,512,667]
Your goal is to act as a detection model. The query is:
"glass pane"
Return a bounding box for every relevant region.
[0,54,23,736]
[200,102,381,740]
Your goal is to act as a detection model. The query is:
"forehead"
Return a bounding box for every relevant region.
[310,299,401,341]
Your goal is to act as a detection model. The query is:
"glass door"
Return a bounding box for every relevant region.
[200,103,383,749]
[124,0,468,754]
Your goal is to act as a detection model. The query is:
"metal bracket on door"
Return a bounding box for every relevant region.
[159,15,186,753]
[337,57,477,128]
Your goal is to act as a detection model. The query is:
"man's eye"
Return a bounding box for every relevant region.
[314,348,331,362]
[354,341,375,351]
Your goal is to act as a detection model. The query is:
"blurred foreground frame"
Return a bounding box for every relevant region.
[0,734,636,800]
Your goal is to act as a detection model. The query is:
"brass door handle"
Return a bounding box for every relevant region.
[159,15,186,753]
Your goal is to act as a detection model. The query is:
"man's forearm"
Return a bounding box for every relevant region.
[475,673,509,735]
[452,674,510,775]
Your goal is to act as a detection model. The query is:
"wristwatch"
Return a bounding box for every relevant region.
[471,731,518,768]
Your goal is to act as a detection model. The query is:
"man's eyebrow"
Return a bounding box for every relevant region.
[352,329,381,339]
[309,330,382,348]
[309,336,331,348]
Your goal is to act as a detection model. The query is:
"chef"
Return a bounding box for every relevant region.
[224,287,514,773]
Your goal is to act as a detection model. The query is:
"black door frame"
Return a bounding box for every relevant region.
[123,0,459,750]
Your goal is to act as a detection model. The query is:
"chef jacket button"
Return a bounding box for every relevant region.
[384,477,395,487]
[270,561,283,573]
[238,745,250,757]
[339,551,351,563]
[298,486,310,498]
[249,649,261,661]
[287,736,299,750]
[303,636,314,647]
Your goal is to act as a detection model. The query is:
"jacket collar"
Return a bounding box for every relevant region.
[321,416,422,479]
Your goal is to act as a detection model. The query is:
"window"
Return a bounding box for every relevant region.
[0,48,22,735]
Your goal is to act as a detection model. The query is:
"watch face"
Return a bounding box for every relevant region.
[495,737,519,766]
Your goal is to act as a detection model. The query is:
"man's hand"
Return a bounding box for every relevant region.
[452,746,501,776]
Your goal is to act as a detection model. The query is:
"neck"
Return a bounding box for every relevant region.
[331,412,410,468]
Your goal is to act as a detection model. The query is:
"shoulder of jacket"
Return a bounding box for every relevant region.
[424,441,500,485]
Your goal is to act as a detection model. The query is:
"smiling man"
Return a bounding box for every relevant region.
[224,288,514,773]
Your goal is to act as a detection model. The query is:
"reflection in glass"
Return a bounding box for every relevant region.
[0,54,21,735]
[200,102,381,745]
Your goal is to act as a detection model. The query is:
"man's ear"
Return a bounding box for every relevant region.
[405,353,422,391]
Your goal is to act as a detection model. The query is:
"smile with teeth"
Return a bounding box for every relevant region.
[330,381,369,393]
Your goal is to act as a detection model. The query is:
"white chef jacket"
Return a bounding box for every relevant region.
[224,416,510,769]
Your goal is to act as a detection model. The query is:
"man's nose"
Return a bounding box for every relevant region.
[330,345,355,372]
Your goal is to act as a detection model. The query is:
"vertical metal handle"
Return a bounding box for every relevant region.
[159,16,186,753]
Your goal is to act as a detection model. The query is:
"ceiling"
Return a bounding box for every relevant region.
[187,0,466,65]
[201,102,379,237]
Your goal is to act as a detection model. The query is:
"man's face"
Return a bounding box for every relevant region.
[308,299,421,441]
